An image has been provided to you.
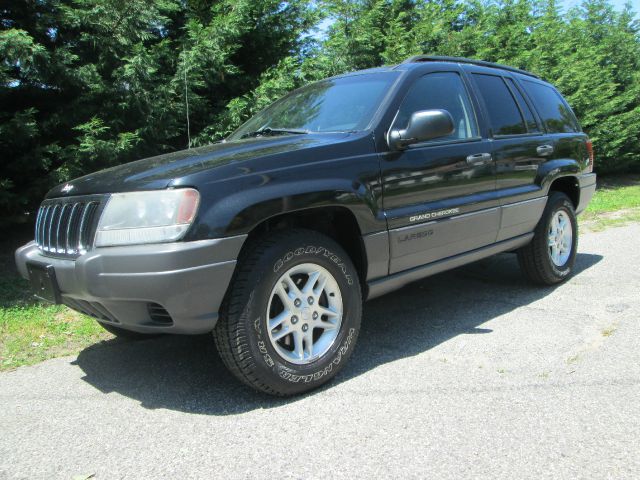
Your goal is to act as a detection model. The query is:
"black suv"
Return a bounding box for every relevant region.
[16,56,596,395]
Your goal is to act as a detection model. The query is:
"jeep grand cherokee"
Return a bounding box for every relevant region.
[16,56,597,395]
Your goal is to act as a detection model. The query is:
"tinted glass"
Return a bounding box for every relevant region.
[229,73,398,139]
[505,78,539,132]
[472,74,526,135]
[521,80,580,133]
[394,72,478,142]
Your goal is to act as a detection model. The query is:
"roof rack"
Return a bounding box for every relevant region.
[401,55,540,79]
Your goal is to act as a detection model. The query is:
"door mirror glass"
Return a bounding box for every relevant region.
[388,109,455,150]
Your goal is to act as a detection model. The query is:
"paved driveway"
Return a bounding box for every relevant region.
[1,224,639,479]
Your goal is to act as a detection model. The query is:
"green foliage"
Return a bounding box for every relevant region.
[314,0,640,175]
[0,239,110,370]
[1,0,639,218]
[1,0,316,216]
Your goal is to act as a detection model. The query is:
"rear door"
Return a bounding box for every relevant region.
[466,69,549,241]
[379,69,499,274]
[516,77,586,171]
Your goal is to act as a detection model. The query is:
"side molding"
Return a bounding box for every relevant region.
[496,197,547,242]
[366,233,533,300]
[388,207,501,274]
[362,231,390,280]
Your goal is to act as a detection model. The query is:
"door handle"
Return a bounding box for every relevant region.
[466,153,492,164]
[536,144,554,156]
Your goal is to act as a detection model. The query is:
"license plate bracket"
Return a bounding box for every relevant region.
[26,262,62,304]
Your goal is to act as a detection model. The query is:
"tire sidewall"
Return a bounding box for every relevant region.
[240,233,361,394]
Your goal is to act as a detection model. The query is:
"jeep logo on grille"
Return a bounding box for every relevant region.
[61,184,74,193]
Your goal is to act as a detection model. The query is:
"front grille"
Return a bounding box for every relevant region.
[35,195,106,258]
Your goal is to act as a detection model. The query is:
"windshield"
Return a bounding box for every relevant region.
[229,72,398,140]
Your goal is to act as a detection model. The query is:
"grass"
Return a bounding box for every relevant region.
[579,174,640,231]
[0,233,110,371]
[0,304,109,371]
[566,353,581,365]
[601,326,617,337]
[0,174,639,371]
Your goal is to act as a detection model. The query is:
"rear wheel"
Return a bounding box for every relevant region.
[214,229,362,396]
[518,191,578,285]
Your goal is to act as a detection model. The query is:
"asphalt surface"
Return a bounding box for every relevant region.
[1,223,639,480]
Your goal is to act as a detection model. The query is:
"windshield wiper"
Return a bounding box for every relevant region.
[240,127,309,139]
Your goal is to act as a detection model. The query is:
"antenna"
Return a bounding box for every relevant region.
[183,49,191,149]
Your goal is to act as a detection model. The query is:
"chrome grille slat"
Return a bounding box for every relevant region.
[34,206,44,248]
[78,202,98,253]
[55,204,69,253]
[65,203,81,254]
[47,205,59,252]
[39,206,47,250]
[34,196,105,258]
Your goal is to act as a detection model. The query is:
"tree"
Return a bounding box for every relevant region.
[1,0,639,220]
[0,0,317,216]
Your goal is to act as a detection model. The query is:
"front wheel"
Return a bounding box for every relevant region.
[517,191,578,285]
[213,229,362,396]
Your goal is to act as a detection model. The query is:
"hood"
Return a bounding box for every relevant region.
[46,133,356,198]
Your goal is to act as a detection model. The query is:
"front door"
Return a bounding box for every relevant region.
[380,70,498,274]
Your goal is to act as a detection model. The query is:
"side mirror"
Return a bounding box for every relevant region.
[388,109,455,150]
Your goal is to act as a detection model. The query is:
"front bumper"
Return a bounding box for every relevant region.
[576,172,597,215]
[15,236,246,334]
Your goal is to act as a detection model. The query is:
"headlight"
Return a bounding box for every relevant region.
[95,188,200,247]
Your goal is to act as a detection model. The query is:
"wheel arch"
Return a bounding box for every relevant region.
[548,176,580,209]
[536,159,581,209]
[239,206,369,290]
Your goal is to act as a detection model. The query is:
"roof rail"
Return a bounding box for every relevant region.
[401,55,540,79]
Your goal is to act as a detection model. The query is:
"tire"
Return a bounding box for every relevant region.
[517,191,578,285]
[98,322,155,340]
[213,228,362,396]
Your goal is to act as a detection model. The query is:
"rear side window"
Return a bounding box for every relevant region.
[472,74,527,135]
[521,80,580,133]
[505,78,539,133]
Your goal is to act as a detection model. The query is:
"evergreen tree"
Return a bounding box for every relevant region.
[1,0,316,216]
[1,0,639,220]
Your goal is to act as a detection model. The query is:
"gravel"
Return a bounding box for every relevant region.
[1,223,639,479]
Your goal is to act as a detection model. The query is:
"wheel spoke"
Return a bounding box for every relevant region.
[313,273,328,297]
[302,270,321,294]
[317,318,338,331]
[548,234,556,247]
[282,273,303,297]
[275,282,290,307]
[558,216,568,230]
[271,326,291,341]
[317,305,340,318]
[292,331,304,360]
[304,333,314,357]
[269,310,290,330]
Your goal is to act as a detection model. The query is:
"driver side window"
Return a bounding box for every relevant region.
[394,72,478,143]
